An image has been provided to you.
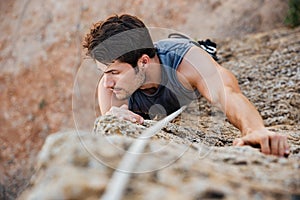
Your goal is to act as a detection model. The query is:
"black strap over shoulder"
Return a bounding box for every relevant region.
[168,33,219,61]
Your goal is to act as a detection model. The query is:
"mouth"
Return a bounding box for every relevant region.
[113,88,122,94]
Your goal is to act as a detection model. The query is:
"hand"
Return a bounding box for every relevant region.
[233,128,290,157]
[106,104,144,124]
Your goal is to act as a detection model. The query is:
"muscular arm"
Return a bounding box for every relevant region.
[179,46,289,156]
[204,67,265,135]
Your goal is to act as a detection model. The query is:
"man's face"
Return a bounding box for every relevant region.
[97,60,145,100]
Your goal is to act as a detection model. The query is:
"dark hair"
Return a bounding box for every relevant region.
[83,14,156,67]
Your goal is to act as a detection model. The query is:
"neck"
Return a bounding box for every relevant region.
[139,55,161,90]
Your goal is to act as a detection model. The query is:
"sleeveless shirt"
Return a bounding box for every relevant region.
[128,38,199,119]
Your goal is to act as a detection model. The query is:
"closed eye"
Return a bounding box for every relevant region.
[104,70,119,75]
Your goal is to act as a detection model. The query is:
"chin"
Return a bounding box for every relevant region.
[115,89,132,100]
[116,94,128,101]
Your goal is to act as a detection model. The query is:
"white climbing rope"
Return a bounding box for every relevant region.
[101,106,186,200]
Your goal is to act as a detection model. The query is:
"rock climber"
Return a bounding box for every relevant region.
[83,14,290,157]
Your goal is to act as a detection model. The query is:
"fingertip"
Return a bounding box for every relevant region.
[284,149,290,157]
[237,141,244,146]
[284,149,290,154]
[233,139,244,146]
[139,118,144,124]
[284,139,290,157]
[131,116,143,124]
[232,139,238,146]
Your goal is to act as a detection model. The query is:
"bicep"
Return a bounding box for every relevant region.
[98,78,128,115]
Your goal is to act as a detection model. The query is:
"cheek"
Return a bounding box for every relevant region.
[113,76,127,88]
[121,72,136,82]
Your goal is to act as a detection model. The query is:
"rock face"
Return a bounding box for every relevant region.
[217,27,300,127]
[1,1,299,199]
[0,1,295,199]
[18,25,300,200]
[19,115,299,200]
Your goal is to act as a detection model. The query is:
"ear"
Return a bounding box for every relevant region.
[138,54,150,67]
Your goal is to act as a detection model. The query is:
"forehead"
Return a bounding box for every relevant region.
[95,60,110,71]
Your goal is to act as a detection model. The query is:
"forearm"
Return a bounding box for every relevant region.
[227,90,290,156]
[222,88,265,136]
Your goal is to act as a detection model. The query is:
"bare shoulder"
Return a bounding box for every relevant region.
[177,46,241,98]
[177,46,219,89]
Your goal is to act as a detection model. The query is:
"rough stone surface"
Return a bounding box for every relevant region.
[19,25,300,199]
[1,1,299,199]
[19,116,299,199]
[217,28,300,127]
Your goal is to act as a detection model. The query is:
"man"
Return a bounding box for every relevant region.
[83,14,289,157]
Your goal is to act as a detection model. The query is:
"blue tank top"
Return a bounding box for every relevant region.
[128,38,199,119]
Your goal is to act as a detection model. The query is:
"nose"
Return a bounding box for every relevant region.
[103,74,115,89]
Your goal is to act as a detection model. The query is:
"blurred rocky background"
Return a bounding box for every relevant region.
[0,0,299,199]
